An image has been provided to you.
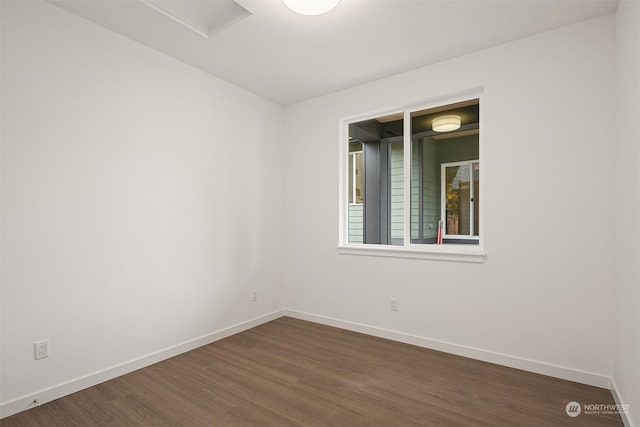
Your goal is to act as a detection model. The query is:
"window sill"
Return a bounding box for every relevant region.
[337,244,486,263]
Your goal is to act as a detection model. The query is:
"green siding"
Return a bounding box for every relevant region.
[390,142,404,239]
[422,137,439,239]
[348,204,364,244]
[410,142,420,239]
[437,135,479,164]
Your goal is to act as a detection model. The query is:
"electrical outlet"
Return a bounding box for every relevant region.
[390,299,398,312]
[251,290,257,302]
[34,340,49,360]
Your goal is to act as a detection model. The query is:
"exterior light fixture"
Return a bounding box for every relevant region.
[432,115,461,132]
[282,0,340,15]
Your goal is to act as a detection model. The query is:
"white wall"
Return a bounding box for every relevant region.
[614,2,640,425]
[2,0,634,422]
[284,14,616,384]
[1,0,284,414]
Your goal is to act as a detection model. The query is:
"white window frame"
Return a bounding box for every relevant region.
[348,150,363,206]
[337,88,486,263]
[441,160,480,240]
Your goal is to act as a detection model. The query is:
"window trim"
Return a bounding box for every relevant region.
[336,244,486,263]
[441,160,480,240]
[338,88,485,262]
[348,150,363,206]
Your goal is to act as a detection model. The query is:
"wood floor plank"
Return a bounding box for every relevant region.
[1,317,624,426]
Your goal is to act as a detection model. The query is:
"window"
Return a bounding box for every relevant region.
[348,147,364,205]
[442,160,479,240]
[339,93,484,261]
[348,144,364,243]
[344,113,404,246]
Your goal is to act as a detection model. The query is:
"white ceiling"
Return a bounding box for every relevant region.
[49,0,618,105]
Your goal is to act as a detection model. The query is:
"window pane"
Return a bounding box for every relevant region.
[444,164,470,235]
[409,99,479,244]
[348,115,403,245]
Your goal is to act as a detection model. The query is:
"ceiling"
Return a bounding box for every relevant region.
[48,0,618,106]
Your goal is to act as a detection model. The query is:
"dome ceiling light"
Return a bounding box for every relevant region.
[432,115,461,132]
[282,0,341,15]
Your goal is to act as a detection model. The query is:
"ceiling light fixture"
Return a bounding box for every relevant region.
[432,115,461,132]
[282,0,340,15]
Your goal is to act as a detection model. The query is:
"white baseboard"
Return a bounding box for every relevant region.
[3,308,626,422]
[0,309,284,419]
[610,377,636,427]
[283,309,611,389]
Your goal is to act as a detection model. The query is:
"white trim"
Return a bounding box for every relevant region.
[348,150,363,206]
[478,94,485,243]
[403,110,411,247]
[610,377,635,427]
[338,119,349,246]
[438,235,479,241]
[441,159,480,239]
[337,244,485,263]
[0,310,284,419]
[283,309,612,389]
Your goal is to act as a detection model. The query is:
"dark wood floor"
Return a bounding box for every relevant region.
[1,317,623,426]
